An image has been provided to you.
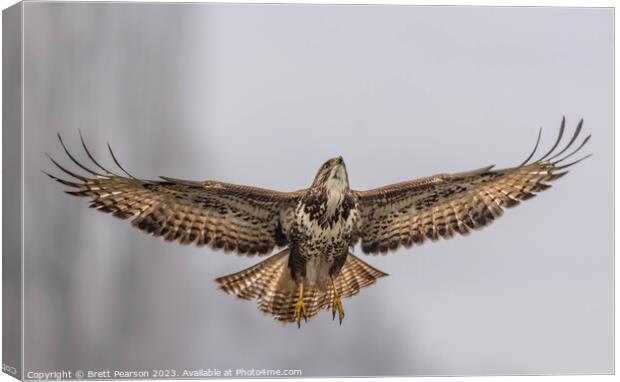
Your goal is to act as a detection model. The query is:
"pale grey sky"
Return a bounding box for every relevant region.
[22,3,612,376]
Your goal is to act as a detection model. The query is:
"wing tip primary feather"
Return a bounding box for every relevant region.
[546,117,586,162]
[106,141,137,179]
[554,153,593,170]
[516,117,591,170]
[79,130,118,176]
[56,132,105,177]
[45,132,141,186]
[518,127,542,167]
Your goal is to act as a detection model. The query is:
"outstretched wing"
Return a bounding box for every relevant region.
[355,118,591,255]
[45,133,304,256]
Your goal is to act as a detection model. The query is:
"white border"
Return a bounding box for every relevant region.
[2,0,619,6]
[0,1,615,382]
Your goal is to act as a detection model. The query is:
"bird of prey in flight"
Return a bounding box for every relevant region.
[45,118,590,327]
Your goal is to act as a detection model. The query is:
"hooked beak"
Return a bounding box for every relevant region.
[331,157,347,181]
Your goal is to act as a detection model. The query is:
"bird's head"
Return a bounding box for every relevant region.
[312,156,349,190]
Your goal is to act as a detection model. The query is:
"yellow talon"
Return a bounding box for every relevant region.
[293,283,306,328]
[331,279,345,325]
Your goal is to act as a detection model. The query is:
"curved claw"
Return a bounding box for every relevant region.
[332,295,345,325]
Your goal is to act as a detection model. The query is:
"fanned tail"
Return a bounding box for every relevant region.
[215,250,388,323]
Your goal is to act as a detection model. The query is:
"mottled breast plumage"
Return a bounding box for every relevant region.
[287,186,359,284]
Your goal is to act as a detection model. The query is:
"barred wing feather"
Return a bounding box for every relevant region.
[45,133,304,256]
[355,118,591,255]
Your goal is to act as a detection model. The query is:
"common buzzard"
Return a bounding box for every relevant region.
[46,118,590,326]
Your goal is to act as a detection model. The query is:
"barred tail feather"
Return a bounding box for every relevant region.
[215,250,388,323]
[336,253,389,298]
[215,248,291,300]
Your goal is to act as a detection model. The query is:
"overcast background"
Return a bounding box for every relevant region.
[21,3,612,377]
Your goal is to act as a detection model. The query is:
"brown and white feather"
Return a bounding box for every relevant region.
[354,118,591,254]
[45,133,304,256]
